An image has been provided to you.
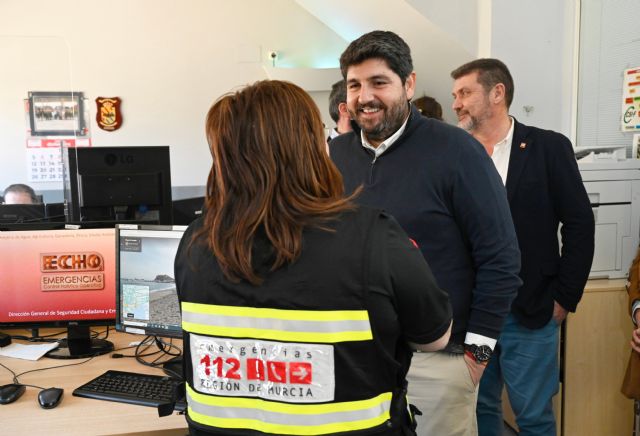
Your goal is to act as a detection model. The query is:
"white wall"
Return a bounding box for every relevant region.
[0,35,76,198]
[402,0,577,138]
[295,0,474,124]
[406,0,479,57]
[300,0,577,133]
[0,0,581,202]
[490,0,578,139]
[0,0,346,198]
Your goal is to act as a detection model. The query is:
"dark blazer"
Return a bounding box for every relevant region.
[507,119,595,329]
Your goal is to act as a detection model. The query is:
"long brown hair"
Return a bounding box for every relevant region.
[198,80,355,285]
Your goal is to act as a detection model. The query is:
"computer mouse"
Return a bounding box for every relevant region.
[0,383,26,405]
[38,387,64,409]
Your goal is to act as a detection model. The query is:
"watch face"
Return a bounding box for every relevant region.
[474,345,492,362]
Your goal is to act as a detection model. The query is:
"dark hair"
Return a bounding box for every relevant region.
[199,80,356,285]
[328,80,347,123]
[451,58,514,108]
[3,183,38,203]
[340,30,413,83]
[413,96,443,121]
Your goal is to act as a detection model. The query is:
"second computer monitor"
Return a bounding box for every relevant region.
[172,196,204,225]
[0,204,46,223]
[115,224,186,339]
[64,146,173,224]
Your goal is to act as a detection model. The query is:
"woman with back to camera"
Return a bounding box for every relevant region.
[174,80,452,436]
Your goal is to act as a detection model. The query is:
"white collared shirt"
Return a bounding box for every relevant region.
[491,117,515,186]
[360,115,410,159]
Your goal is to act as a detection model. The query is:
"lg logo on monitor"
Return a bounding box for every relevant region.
[104,153,134,166]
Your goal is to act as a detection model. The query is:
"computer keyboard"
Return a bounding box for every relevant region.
[72,370,186,411]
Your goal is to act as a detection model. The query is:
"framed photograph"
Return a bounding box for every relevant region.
[28,91,87,136]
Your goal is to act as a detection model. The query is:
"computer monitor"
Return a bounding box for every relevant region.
[0,221,67,231]
[0,204,46,223]
[172,196,204,225]
[0,227,117,358]
[45,202,66,222]
[63,146,173,224]
[115,224,185,376]
[115,224,185,339]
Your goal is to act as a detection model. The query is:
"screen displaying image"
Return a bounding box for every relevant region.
[117,227,185,337]
[0,228,116,325]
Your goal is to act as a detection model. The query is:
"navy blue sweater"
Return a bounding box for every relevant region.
[330,106,522,343]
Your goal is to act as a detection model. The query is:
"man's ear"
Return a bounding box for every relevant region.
[492,83,506,105]
[338,102,349,116]
[404,72,416,100]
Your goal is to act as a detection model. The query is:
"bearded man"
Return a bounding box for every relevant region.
[451,58,594,436]
[329,31,522,436]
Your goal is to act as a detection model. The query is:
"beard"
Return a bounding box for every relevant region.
[457,96,493,132]
[350,95,409,143]
[457,113,478,132]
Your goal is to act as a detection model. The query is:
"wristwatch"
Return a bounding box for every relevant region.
[464,343,492,365]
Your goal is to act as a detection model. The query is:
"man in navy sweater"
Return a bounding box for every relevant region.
[329,31,522,435]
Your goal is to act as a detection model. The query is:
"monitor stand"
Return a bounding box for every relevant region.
[46,324,114,359]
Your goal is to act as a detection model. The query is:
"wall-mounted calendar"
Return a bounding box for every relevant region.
[26,138,91,182]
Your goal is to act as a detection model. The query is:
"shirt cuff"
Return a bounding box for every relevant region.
[464,332,497,350]
[632,300,640,325]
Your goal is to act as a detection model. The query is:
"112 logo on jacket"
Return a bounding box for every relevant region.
[191,335,335,403]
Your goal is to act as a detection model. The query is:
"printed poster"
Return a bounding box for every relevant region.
[622,67,640,132]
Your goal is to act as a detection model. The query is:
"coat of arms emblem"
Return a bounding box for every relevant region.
[95,97,122,131]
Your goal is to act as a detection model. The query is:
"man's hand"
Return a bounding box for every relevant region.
[553,301,569,325]
[631,311,640,354]
[631,328,640,354]
[463,352,486,386]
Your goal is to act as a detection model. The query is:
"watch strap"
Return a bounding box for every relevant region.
[464,343,492,365]
[464,349,488,366]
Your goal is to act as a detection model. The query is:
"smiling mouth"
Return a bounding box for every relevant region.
[359,107,382,115]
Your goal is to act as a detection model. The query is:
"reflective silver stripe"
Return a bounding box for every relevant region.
[186,385,392,432]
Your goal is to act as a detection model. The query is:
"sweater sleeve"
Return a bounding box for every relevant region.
[452,139,522,340]
[380,213,453,345]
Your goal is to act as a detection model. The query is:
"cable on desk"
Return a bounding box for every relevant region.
[111,335,157,357]
[9,330,66,342]
[11,327,111,346]
[0,357,94,389]
[109,335,181,373]
[133,336,183,380]
[91,326,111,341]
[0,361,45,389]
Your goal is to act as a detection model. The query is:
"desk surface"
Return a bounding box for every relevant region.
[583,277,627,293]
[0,329,188,436]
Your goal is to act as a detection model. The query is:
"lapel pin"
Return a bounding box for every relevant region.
[519,142,527,149]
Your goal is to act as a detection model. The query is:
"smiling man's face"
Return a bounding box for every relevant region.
[346,58,415,147]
